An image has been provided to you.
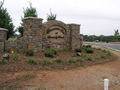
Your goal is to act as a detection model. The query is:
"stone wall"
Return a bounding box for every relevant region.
[0,28,8,52]
[0,17,83,52]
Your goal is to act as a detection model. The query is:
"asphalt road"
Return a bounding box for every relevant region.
[88,42,120,51]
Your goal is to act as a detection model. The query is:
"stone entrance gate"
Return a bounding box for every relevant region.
[0,17,83,52]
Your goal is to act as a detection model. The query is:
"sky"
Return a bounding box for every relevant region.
[2,0,120,36]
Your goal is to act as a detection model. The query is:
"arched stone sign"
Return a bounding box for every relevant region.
[46,25,66,49]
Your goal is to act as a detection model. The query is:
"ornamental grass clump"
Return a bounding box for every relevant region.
[44,49,57,57]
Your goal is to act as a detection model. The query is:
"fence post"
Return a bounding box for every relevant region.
[104,79,109,90]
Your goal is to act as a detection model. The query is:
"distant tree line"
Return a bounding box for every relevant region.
[83,30,120,42]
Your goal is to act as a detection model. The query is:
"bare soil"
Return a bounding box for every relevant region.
[0,50,119,90]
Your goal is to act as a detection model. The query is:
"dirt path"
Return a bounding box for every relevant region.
[16,51,120,90]
[1,51,120,90]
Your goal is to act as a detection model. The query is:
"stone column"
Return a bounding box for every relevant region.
[68,24,81,50]
[0,28,8,52]
[22,17,43,51]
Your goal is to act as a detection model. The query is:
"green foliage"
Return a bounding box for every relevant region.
[68,59,77,64]
[17,2,38,37]
[106,51,112,56]
[44,49,57,57]
[100,55,107,59]
[12,54,19,61]
[47,9,56,21]
[55,59,63,63]
[42,59,53,65]
[85,48,94,53]
[25,73,35,79]
[25,50,34,56]
[74,48,82,52]
[26,58,37,64]
[23,2,38,17]
[0,58,8,64]
[0,0,14,39]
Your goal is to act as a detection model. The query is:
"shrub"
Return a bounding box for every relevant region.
[100,55,107,59]
[25,73,35,79]
[25,50,34,56]
[76,58,85,62]
[12,55,19,61]
[106,51,112,56]
[85,48,94,53]
[44,49,57,57]
[0,58,8,64]
[74,48,82,52]
[26,58,37,64]
[42,59,53,65]
[55,59,63,63]
[83,44,92,48]
[68,59,77,64]
[85,56,93,61]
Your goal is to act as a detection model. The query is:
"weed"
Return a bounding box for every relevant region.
[0,58,8,64]
[25,50,34,56]
[68,59,77,64]
[12,55,19,61]
[25,73,35,79]
[44,49,57,57]
[26,58,37,64]
[55,59,63,63]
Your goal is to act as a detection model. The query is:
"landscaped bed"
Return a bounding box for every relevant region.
[0,45,117,72]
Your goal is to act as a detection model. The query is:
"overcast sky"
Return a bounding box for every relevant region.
[2,0,120,35]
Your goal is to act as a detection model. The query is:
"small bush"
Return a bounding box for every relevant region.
[85,48,94,53]
[74,48,82,52]
[0,58,8,64]
[44,49,57,57]
[25,50,34,56]
[85,56,93,61]
[100,55,107,59]
[106,51,112,56]
[26,58,37,64]
[76,58,85,62]
[39,59,52,65]
[25,73,35,79]
[55,59,63,63]
[12,55,19,61]
[68,59,77,64]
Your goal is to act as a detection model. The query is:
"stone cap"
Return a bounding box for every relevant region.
[0,28,8,32]
[23,17,43,21]
[67,23,81,26]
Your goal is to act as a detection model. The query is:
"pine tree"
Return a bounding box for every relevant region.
[47,9,56,21]
[0,0,14,39]
[17,2,38,37]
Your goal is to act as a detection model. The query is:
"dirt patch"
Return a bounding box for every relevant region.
[0,49,118,90]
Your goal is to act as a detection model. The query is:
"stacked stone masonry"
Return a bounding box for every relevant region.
[0,17,83,52]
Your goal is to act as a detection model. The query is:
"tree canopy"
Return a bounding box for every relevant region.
[0,0,14,39]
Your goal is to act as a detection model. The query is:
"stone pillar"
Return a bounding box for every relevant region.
[0,28,8,52]
[22,17,43,37]
[22,17,43,51]
[69,24,81,50]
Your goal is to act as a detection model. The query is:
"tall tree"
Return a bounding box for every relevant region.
[47,9,56,21]
[17,2,38,37]
[0,0,14,39]
[114,29,120,41]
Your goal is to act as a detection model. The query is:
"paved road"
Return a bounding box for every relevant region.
[88,42,120,51]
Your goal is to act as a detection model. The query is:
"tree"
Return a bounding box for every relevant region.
[47,9,56,21]
[0,0,14,39]
[114,29,120,41]
[17,2,38,37]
